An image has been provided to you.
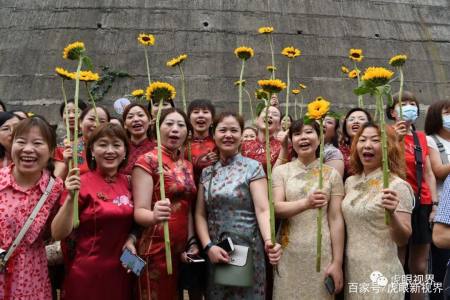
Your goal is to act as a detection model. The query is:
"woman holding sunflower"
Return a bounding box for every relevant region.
[273,119,345,299]
[241,105,290,172]
[133,108,197,300]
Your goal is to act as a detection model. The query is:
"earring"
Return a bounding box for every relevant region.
[92,155,95,161]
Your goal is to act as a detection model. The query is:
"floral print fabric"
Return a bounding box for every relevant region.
[0,165,63,300]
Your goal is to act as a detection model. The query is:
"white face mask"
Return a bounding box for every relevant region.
[396,105,418,122]
[443,115,450,131]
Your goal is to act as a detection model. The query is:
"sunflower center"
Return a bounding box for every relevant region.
[352,53,360,58]
[143,37,150,41]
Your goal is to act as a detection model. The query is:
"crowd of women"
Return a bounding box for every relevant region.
[0,91,449,300]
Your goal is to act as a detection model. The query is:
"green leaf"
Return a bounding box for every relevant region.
[354,85,372,96]
[303,115,313,125]
[82,55,93,70]
[256,101,266,117]
[327,111,342,120]
[386,93,393,106]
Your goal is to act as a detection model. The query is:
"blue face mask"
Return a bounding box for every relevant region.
[443,115,450,130]
[396,105,418,122]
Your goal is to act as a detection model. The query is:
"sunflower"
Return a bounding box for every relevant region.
[266,65,277,72]
[166,54,188,67]
[361,67,394,86]
[389,54,407,67]
[137,33,155,46]
[281,46,301,59]
[299,83,307,90]
[63,41,85,60]
[55,67,74,80]
[258,26,274,34]
[292,89,300,95]
[132,89,144,97]
[258,79,287,94]
[234,46,254,60]
[146,81,176,102]
[255,89,270,100]
[348,69,360,79]
[77,70,100,82]
[349,48,363,62]
[341,66,349,74]
[234,80,246,86]
[307,97,330,120]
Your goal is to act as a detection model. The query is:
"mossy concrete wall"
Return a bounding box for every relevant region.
[0,0,449,123]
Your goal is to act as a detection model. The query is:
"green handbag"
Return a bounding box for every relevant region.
[213,233,254,287]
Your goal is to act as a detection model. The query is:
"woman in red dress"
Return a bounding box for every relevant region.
[186,99,218,184]
[241,106,290,172]
[133,108,197,300]
[54,105,110,179]
[121,103,155,176]
[51,124,135,300]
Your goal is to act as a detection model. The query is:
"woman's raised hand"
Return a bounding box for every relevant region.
[65,168,80,193]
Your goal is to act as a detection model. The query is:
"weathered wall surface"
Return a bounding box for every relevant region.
[0,0,449,123]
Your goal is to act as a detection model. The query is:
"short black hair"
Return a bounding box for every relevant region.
[425,100,450,135]
[289,119,321,158]
[188,99,216,119]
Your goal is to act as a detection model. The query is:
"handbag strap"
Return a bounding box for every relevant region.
[1,177,55,265]
[412,130,423,208]
[431,135,449,164]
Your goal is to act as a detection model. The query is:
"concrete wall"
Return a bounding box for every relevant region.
[0,0,449,124]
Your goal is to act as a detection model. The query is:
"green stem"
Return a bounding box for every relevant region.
[398,67,404,120]
[156,99,173,275]
[284,62,290,128]
[178,64,187,114]
[294,95,298,120]
[264,98,276,244]
[144,47,152,85]
[316,120,324,272]
[85,82,99,126]
[61,80,73,170]
[244,88,255,124]
[268,34,276,79]
[238,59,245,116]
[354,61,364,108]
[376,90,391,225]
[300,94,304,117]
[72,57,83,229]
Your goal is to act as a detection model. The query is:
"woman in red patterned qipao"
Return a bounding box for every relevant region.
[121,103,155,176]
[133,108,197,300]
[241,105,290,172]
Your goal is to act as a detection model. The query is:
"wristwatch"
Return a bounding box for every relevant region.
[203,241,214,253]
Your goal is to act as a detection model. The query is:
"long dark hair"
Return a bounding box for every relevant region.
[0,112,20,159]
[342,108,372,145]
[425,100,450,135]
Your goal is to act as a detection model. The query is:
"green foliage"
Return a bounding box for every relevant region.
[89,66,131,102]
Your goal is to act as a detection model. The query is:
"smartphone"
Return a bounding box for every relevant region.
[186,253,205,263]
[324,275,335,295]
[120,248,146,276]
[216,237,235,253]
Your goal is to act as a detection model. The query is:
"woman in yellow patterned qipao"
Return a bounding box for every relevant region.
[343,123,414,300]
[272,120,345,299]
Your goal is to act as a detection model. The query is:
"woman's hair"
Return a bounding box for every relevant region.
[425,100,450,135]
[12,116,57,174]
[188,99,216,119]
[243,126,257,134]
[289,120,321,158]
[79,105,111,122]
[154,108,192,146]
[10,110,28,120]
[213,111,245,133]
[147,99,175,115]
[386,90,420,120]
[86,123,130,171]
[342,107,373,145]
[59,98,87,117]
[350,122,405,178]
[326,116,340,148]
[122,103,152,138]
[0,100,6,112]
[0,112,19,159]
